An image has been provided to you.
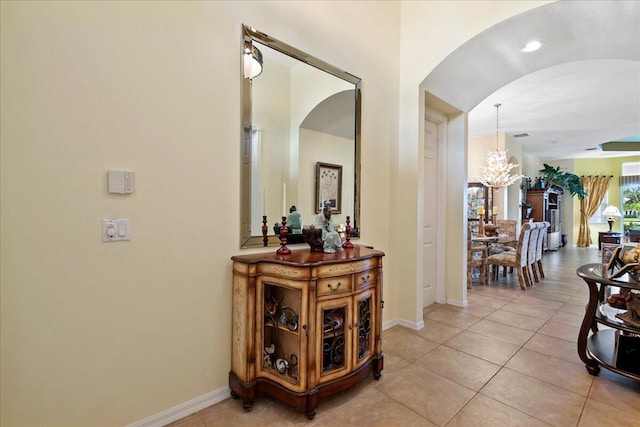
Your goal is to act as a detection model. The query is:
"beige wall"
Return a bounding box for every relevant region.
[1,1,548,425]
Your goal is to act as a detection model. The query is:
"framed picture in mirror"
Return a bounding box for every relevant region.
[316,162,342,213]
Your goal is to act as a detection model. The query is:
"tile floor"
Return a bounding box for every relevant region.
[170,246,640,426]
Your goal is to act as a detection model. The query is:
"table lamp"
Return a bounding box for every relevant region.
[602,205,622,232]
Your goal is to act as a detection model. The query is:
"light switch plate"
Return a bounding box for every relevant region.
[102,219,130,242]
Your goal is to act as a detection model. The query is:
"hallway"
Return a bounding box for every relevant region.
[171,246,640,426]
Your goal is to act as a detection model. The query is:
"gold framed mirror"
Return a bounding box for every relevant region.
[241,25,361,248]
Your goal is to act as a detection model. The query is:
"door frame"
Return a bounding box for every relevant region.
[424,108,447,305]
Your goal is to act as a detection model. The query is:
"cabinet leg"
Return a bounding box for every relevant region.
[305,409,317,420]
[242,401,254,412]
[586,364,601,376]
[230,390,239,399]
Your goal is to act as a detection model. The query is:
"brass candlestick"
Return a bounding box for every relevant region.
[477,215,485,237]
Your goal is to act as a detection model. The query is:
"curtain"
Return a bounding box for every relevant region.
[577,176,612,247]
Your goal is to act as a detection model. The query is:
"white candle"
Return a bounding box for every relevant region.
[282,183,286,217]
[262,187,266,216]
[493,207,498,216]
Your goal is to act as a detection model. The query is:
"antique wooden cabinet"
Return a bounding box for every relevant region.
[229,246,384,419]
[525,187,563,250]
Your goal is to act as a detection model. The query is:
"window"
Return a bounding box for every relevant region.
[588,192,608,224]
[621,161,640,232]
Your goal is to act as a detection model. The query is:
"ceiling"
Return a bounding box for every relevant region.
[424,1,640,161]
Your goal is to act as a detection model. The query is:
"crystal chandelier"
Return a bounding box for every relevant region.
[478,103,523,188]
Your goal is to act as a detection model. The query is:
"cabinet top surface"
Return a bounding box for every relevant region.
[577,263,640,290]
[232,245,384,266]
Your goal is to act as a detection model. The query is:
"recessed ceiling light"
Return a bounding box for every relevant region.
[521,40,543,53]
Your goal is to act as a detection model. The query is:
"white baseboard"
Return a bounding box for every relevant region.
[383,318,424,331]
[446,298,468,308]
[126,386,230,427]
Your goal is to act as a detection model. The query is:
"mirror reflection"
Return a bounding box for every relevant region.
[241,26,361,248]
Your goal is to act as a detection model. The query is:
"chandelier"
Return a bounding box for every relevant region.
[478,103,523,188]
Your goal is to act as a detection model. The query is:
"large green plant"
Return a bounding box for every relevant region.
[539,163,587,200]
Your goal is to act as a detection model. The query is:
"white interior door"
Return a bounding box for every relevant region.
[423,119,438,305]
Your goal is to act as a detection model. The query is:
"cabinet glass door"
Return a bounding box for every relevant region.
[258,281,305,388]
[317,297,352,382]
[354,289,375,369]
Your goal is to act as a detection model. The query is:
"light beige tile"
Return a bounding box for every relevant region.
[501,301,557,320]
[486,309,547,332]
[525,288,573,302]
[506,348,594,396]
[314,386,436,427]
[167,413,204,427]
[579,396,640,427]
[445,331,520,365]
[558,302,587,317]
[380,350,412,376]
[524,333,583,365]
[481,368,586,426]
[382,326,439,362]
[567,295,590,306]
[468,318,535,346]
[466,293,510,309]
[423,303,444,316]
[537,320,581,343]
[513,294,564,310]
[447,394,549,427]
[549,310,585,328]
[415,318,463,344]
[198,395,311,427]
[442,302,497,318]
[425,308,482,330]
[375,365,475,426]
[588,370,640,418]
[414,345,501,391]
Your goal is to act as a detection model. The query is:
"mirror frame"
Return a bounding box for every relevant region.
[241,25,362,248]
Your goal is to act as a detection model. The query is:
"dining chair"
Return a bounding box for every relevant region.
[534,221,550,279]
[487,222,532,290]
[496,219,517,249]
[467,227,488,287]
[528,222,542,283]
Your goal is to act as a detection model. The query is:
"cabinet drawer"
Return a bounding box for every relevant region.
[354,270,376,290]
[317,276,352,297]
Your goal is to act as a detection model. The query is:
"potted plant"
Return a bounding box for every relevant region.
[538,163,587,199]
[520,201,533,219]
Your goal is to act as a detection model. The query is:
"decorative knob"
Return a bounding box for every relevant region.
[328,282,341,291]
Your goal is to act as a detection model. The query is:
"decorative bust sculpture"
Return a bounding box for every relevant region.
[313,206,342,253]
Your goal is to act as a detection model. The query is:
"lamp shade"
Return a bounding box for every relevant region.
[602,205,622,218]
[243,42,263,79]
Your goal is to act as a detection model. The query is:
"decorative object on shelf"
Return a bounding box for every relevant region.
[477,103,523,189]
[315,162,342,213]
[302,227,324,252]
[276,216,291,255]
[243,40,263,80]
[262,215,268,246]
[520,201,533,219]
[538,163,587,200]
[342,216,354,249]
[603,205,622,232]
